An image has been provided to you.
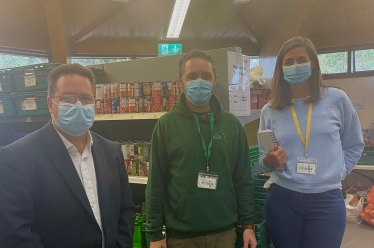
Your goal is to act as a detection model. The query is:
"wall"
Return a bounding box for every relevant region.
[324,76,374,129]
[324,76,374,187]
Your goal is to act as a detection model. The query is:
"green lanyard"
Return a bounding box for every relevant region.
[193,112,214,172]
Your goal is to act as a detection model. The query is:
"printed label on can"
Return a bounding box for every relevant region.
[125,159,131,175]
[120,97,129,113]
[112,97,120,113]
[152,96,162,112]
[162,82,168,97]
[134,82,140,97]
[152,81,162,96]
[95,85,104,99]
[168,96,177,111]
[120,82,128,97]
[104,98,112,114]
[143,82,152,96]
[95,100,104,114]
[128,97,136,113]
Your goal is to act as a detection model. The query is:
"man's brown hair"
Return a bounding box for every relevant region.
[47,64,95,96]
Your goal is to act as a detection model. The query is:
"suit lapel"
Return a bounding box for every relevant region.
[92,136,109,237]
[42,122,96,221]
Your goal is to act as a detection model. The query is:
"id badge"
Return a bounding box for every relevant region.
[296,157,317,175]
[197,171,218,190]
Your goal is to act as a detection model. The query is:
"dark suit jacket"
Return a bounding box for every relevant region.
[0,122,135,248]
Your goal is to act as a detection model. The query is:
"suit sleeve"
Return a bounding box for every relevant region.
[146,120,168,242]
[0,147,44,248]
[116,144,136,248]
[232,122,255,226]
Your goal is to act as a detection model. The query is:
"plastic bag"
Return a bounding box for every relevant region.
[345,194,364,224]
[249,65,265,86]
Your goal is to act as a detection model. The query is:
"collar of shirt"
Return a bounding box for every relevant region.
[55,127,93,159]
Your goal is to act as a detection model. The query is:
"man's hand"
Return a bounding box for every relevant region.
[150,239,167,248]
[263,145,287,168]
[243,229,257,248]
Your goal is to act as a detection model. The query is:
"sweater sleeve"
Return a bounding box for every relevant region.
[232,121,255,225]
[146,120,168,242]
[340,111,364,177]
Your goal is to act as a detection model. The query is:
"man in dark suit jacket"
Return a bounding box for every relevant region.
[0,64,135,248]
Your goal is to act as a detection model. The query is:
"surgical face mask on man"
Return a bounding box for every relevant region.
[52,99,94,137]
[184,79,213,106]
[283,62,312,86]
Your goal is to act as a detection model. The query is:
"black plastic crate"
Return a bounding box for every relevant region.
[0,69,13,94]
[12,63,60,92]
[0,95,15,117]
[13,92,49,116]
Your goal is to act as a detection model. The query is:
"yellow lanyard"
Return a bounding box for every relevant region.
[290,103,313,158]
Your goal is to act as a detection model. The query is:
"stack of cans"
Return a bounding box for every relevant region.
[120,141,151,176]
[95,80,181,114]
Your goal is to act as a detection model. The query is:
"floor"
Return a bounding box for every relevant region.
[341,223,374,248]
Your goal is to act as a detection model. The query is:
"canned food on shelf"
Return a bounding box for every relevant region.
[152,96,162,112]
[120,97,129,113]
[168,95,177,111]
[95,99,104,114]
[143,82,152,96]
[119,82,128,97]
[111,97,120,114]
[95,84,104,99]
[162,97,168,112]
[104,98,112,114]
[128,97,136,113]
[152,81,162,96]
[110,82,119,98]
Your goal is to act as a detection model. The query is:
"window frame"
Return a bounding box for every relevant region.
[318,44,374,79]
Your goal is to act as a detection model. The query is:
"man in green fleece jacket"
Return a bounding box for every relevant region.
[146,49,257,248]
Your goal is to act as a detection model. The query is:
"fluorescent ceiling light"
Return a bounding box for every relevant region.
[166,0,190,38]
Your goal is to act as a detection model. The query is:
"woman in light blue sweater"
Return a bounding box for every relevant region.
[258,37,364,248]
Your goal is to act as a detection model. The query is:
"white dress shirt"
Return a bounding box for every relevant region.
[56,129,104,246]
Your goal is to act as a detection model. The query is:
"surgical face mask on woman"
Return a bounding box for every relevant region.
[184,79,213,106]
[283,62,311,86]
[52,99,95,137]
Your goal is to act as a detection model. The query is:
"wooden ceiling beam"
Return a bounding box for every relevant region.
[71,0,139,44]
[43,0,69,63]
[234,9,259,44]
[71,40,256,56]
[311,29,374,49]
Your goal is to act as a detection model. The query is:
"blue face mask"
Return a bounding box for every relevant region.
[185,79,213,106]
[283,62,311,86]
[53,100,95,137]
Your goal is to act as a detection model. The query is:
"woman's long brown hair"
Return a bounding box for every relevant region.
[269,37,325,109]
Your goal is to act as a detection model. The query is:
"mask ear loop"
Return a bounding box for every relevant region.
[50,98,59,125]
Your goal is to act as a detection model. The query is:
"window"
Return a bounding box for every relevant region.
[318,52,348,74]
[69,57,131,66]
[250,56,260,69]
[0,53,48,69]
[354,49,374,72]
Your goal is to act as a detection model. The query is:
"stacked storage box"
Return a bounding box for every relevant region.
[235,221,273,248]
[0,69,15,118]
[249,145,260,167]
[1,63,60,117]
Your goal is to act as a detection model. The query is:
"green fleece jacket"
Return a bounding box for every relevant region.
[146,93,254,241]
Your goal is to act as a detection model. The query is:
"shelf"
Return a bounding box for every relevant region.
[0,115,50,123]
[354,165,374,170]
[94,112,167,121]
[128,175,148,184]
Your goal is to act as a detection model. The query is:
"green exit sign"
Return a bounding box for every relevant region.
[158,44,183,56]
